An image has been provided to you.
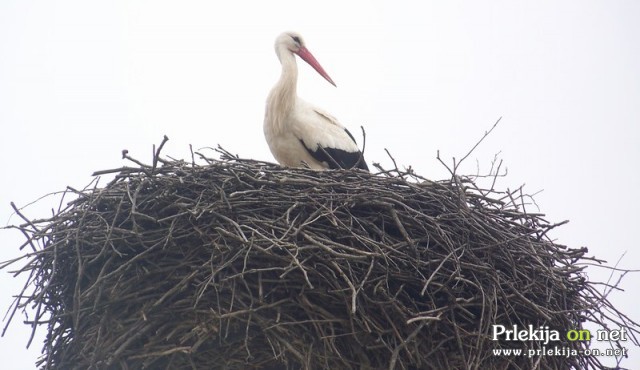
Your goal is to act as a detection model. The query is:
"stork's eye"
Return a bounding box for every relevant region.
[291,36,301,44]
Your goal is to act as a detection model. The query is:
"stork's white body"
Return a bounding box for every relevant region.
[265,98,361,170]
[264,32,368,171]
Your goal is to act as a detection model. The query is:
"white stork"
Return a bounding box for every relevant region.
[264,31,369,171]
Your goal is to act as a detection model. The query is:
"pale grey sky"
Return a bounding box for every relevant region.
[1,1,639,368]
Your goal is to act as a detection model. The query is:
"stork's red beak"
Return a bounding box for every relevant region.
[295,46,337,87]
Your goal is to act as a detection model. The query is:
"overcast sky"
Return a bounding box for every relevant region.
[1,1,639,368]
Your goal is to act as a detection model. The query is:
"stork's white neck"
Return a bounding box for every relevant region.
[266,46,298,135]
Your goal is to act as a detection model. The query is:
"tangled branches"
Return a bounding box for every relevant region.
[3,144,638,369]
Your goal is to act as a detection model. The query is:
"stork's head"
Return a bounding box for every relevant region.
[275,31,336,87]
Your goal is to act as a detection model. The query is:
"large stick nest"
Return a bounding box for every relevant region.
[3,144,638,369]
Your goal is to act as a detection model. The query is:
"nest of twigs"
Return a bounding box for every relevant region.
[3,141,638,369]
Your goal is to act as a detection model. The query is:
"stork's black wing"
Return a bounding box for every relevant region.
[300,128,369,171]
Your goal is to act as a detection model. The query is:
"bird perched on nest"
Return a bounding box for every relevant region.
[264,31,369,171]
